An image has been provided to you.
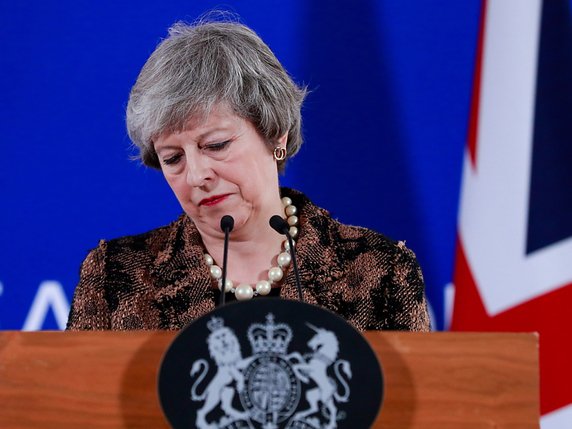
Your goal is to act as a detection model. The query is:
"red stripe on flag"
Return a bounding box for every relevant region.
[451,236,572,415]
[467,0,488,168]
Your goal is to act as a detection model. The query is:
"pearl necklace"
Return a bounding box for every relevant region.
[204,197,299,301]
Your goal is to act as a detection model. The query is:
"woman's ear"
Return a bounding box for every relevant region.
[277,133,288,149]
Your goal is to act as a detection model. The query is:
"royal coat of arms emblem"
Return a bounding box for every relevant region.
[158,299,383,429]
[189,314,352,429]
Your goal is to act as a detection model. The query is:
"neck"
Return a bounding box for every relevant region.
[201,196,287,285]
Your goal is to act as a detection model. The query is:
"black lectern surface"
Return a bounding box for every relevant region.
[158,299,384,429]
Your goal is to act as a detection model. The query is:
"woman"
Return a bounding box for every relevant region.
[66,20,430,331]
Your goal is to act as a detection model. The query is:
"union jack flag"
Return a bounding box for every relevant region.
[451,0,572,427]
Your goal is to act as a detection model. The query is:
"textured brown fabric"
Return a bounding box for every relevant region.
[66,189,430,332]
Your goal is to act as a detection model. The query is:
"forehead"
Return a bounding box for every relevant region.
[185,103,241,131]
[155,104,245,148]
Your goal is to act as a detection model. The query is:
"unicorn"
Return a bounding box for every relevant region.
[287,324,352,429]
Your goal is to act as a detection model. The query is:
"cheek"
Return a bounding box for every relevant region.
[164,175,190,201]
[230,155,276,188]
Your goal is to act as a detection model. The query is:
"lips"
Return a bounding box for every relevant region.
[199,194,231,207]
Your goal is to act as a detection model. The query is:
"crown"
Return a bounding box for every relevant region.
[206,317,225,332]
[247,313,292,355]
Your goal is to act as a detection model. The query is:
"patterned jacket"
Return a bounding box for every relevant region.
[66,189,430,331]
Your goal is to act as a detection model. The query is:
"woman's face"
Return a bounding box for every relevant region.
[154,104,285,239]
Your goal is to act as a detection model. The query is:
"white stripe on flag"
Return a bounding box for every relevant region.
[541,404,572,429]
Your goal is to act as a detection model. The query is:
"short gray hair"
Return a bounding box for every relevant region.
[126,19,307,171]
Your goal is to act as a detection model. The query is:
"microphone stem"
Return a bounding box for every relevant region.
[286,232,304,302]
[219,228,230,306]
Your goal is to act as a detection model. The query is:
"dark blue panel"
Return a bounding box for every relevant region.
[527,0,572,254]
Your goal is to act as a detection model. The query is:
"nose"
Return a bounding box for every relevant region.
[185,153,213,188]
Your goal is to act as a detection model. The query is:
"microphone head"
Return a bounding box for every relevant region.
[220,215,234,232]
[269,215,289,235]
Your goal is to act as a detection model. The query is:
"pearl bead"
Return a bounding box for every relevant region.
[204,254,214,266]
[235,284,254,301]
[285,205,297,216]
[277,252,291,268]
[218,278,233,292]
[283,239,293,251]
[268,266,284,282]
[287,215,298,226]
[256,280,271,296]
[210,265,222,279]
[289,226,298,238]
[282,197,292,206]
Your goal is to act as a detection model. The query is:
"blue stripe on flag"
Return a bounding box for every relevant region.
[527,0,572,254]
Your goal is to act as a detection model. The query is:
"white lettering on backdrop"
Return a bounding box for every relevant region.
[22,281,70,331]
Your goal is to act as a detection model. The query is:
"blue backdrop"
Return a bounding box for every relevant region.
[0,0,481,330]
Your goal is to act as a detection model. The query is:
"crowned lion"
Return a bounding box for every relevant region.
[190,318,254,429]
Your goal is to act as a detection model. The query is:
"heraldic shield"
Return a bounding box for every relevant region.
[158,299,384,429]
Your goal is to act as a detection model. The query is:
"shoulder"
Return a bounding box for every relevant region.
[330,220,423,292]
[67,215,191,330]
[284,188,429,331]
[331,223,428,331]
[285,187,414,265]
[76,214,190,294]
[89,215,187,263]
[104,215,185,253]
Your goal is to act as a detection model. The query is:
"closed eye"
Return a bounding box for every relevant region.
[204,140,231,152]
[162,154,183,165]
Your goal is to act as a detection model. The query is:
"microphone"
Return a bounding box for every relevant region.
[219,215,234,306]
[269,215,304,302]
[220,215,234,232]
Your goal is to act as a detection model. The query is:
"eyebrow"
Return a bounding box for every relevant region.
[154,125,234,152]
[196,125,234,142]
[155,109,246,150]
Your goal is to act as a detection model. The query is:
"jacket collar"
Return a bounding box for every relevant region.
[150,215,216,327]
[280,189,345,306]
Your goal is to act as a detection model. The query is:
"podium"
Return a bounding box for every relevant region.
[0,331,539,428]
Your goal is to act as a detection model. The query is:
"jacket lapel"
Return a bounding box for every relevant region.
[280,190,345,312]
[150,215,216,328]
